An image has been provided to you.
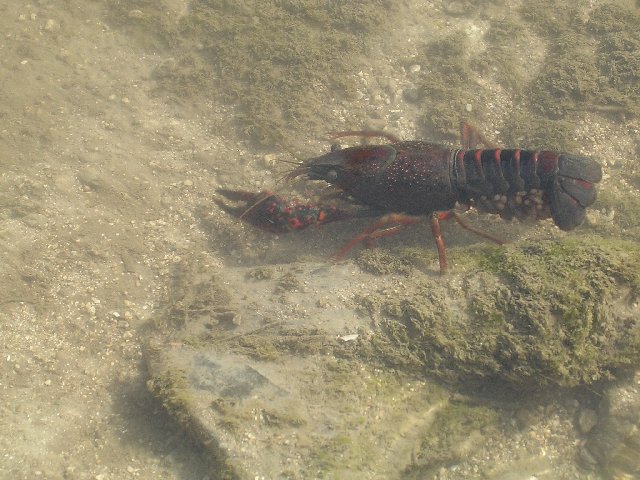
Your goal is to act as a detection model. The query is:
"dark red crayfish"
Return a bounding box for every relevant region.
[216,125,603,274]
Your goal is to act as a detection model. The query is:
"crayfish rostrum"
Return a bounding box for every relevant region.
[216,124,603,274]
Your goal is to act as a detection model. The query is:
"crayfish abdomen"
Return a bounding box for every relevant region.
[451,148,602,231]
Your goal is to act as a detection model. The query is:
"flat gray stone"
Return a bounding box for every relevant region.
[144,259,451,479]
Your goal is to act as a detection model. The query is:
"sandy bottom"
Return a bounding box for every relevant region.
[1,1,639,479]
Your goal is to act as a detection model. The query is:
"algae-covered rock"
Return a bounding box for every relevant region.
[144,259,475,479]
[357,237,640,387]
[144,236,640,478]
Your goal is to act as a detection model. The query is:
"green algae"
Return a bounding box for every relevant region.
[354,248,414,276]
[474,19,530,95]
[245,266,275,280]
[275,270,303,293]
[179,0,395,145]
[530,40,603,118]
[498,115,582,152]
[211,395,307,433]
[310,434,354,472]
[163,269,238,332]
[107,0,400,146]
[234,335,281,361]
[414,2,640,150]
[229,327,337,361]
[590,5,640,111]
[413,22,582,148]
[519,0,584,34]
[416,32,490,140]
[300,358,454,477]
[146,367,193,426]
[145,365,243,479]
[355,237,640,387]
[106,0,179,50]
[521,2,640,119]
[300,358,502,477]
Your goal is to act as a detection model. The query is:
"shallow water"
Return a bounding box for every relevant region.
[1,0,639,479]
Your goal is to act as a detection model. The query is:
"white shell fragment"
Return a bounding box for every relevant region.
[339,333,360,342]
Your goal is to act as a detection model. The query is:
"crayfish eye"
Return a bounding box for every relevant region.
[326,169,338,181]
[330,143,341,152]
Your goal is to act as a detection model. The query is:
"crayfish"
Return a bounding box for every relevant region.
[216,124,603,274]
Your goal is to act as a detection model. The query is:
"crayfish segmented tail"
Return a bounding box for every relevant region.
[450,148,602,230]
[217,126,603,274]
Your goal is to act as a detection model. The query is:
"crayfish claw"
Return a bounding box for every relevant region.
[216,188,351,234]
[214,189,280,228]
[213,198,246,218]
[214,189,267,218]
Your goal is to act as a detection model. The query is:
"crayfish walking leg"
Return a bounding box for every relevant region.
[430,210,505,274]
[329,209,505,274]
[328,213,423,262]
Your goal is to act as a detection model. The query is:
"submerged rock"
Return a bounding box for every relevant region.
[144,237,640,478]
[357,237,640,387]
[144,259,462,478]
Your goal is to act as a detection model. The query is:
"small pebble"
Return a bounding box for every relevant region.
[44,19,60,32]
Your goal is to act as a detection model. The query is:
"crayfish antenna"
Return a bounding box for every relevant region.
[278,166,309,183]
[269,150,308,184]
